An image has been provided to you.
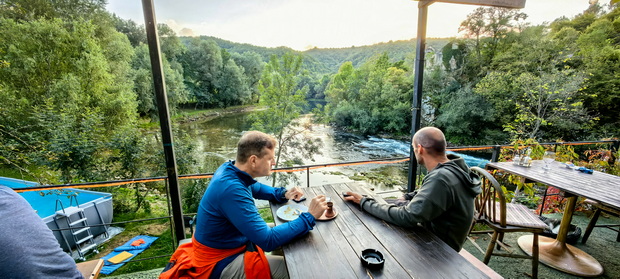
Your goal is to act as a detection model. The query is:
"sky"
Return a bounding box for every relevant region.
[106,0,595,51]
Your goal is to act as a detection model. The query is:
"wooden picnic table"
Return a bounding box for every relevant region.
[487,160,620,277]
[270,182,492,278]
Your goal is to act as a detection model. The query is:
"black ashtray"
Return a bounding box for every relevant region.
[360,248,385,269]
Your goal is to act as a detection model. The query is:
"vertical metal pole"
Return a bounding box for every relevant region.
[612,140,619,166]
[142,0,185,243]
[491,145,501,162]
[408,1,432,192]
[306,167,310,188]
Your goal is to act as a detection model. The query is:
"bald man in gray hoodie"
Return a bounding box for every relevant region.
[344,127,481,251]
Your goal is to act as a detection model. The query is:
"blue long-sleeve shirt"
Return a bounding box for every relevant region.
[194,161,316,252]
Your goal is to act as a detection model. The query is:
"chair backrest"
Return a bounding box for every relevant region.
[470,167,507,227]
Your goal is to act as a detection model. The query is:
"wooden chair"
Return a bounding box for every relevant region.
[582,199,620,244]
[469,167,548,279]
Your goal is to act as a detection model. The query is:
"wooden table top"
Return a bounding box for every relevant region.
[487,161,620,210]
[271,182,491,279]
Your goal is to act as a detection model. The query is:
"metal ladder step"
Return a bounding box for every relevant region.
[72,227,91,235]
[76,235,93,245]
[80,243,97,253]
[56,206,84,217]
[69,218,88,226]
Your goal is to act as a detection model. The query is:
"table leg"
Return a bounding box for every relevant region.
[518,196,603,277]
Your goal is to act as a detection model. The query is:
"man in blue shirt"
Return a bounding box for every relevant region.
[194,131,328,279]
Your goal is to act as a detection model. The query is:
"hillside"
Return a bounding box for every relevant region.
[303,38,451,72]
[182,36,452,74]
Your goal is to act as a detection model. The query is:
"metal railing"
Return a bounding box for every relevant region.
[11,139,619,268]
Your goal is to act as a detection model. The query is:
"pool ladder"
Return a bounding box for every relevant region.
[55,198,99,261]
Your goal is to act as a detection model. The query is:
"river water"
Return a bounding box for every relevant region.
[180,110,489,196]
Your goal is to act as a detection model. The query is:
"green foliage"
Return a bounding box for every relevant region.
[435,86,498,145]
[132,44,189,118]
[0,15,143,183]
[573,9,620,137]
[325,53,412,135]
[476,68,588,141]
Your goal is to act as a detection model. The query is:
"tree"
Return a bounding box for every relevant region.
[435,86,499,144]
[181,38,223,108]
[216,59,250,107]
[111,16,146,47]
[459,7,527,78]
[132,44,188,118]
[574,7,620,136]
[230,51,264,102]
[252,53,322,186]
[325,53,412,135]
[0,17,142,183]
[476,68,588,140]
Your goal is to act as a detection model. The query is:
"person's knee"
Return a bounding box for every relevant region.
[267,255,289,279]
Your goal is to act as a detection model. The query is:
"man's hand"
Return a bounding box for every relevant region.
[343,191,365,205]
[285,186,304,201]
[307,195,328,219]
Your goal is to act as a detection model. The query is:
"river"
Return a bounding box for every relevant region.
[180,110,489,196]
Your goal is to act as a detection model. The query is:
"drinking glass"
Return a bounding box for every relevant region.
[543,151,556,172]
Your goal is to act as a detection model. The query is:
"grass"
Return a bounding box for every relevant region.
[94,211,176,277]
[95,205,276,277]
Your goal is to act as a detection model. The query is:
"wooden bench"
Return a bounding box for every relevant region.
[459,249,504,279]
[76,259,104,279]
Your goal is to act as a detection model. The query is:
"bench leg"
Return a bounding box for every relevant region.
[532,233,539,279]
[582,208,602,244]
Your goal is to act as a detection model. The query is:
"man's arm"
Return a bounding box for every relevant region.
[222,189,315,251]
[347,178,451,228]
[251,183,304,203]
[250,182,287,203]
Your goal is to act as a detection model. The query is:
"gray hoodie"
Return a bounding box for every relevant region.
[360,154,482,251]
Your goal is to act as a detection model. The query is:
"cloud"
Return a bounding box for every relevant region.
[179,28,195,37]
[108,0,592,51]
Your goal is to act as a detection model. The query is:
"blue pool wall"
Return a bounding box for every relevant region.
[0,176,113,251]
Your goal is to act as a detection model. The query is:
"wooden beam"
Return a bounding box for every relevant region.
[416,0,526,9]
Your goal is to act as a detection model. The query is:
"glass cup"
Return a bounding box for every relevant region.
[543,151,556,172]
[325,196,334,218]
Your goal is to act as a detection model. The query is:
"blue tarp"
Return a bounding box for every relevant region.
[100,235,159,275]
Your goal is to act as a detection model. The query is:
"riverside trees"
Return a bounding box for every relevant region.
[2,0,619,189]
[0,1,265,187]
[323,4,619,144]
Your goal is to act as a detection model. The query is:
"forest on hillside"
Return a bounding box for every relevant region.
[323,4,620,145]
[1,0,619,191]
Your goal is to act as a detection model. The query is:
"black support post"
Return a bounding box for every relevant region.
[491,145,501,162]
[142,0,185,244]
[408,1,433,192]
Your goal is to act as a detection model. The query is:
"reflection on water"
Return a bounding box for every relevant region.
[179,110,488,196]
[181,112,253,168]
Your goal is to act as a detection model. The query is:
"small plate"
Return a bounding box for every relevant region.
[276,204,308,221]
[316,208,338,221]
